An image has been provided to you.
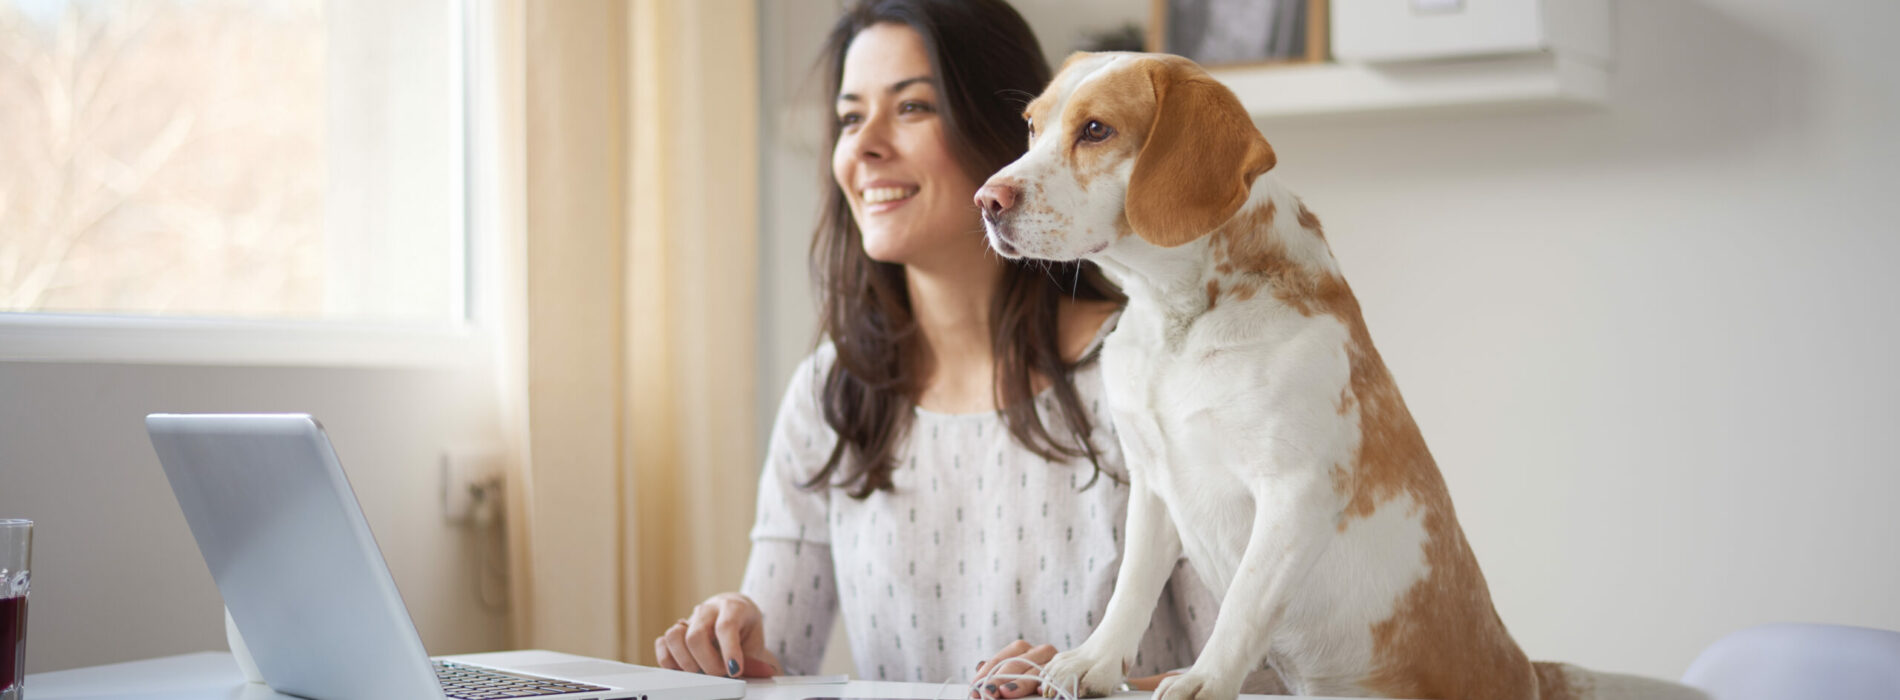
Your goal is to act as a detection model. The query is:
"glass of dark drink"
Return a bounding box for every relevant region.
[1,519,28,700]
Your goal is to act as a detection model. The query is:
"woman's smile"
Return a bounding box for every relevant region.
[860,183,921,212]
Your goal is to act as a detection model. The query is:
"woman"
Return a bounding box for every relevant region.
[654,0,1271,694]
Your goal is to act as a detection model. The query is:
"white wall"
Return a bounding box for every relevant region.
[0,360,509,673]
[758,0,1900,682]
[1269,0,1900,678]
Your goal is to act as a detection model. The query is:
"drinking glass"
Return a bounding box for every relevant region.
[0,519,29,700]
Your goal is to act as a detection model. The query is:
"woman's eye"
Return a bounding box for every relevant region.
[899,100,934,114]
[837,112,862,128]
[1080,120,1114,143]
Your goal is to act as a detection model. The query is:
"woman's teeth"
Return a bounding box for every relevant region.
[862,186,918,204]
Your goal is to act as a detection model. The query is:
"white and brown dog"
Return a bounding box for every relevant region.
[975,53,1702,700]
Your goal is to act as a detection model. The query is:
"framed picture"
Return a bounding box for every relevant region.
[1147,0,1329,68]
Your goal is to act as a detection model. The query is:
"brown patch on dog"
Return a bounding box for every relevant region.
[1328,464,1355,533]
[1060,62,1156,194]
[1334,300,1537,698]
[1205,280,1220,310]
[1327,271,1536,700]
[1296,201,1324,238]
[1214,201,1277,267]
[1117,55,1276,247]
[1205,194,1537,698]
[1204,200,1341,316]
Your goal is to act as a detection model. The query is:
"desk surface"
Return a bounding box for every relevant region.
[28,652,1315,700]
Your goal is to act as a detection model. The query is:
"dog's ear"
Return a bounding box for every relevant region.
[1125,58,1276,248]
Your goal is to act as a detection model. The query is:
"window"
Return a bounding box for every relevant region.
[0,0,469,335]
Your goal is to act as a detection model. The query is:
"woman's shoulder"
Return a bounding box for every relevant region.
[799,341,839,380]
[1062,299,1123,364]
[777,341,838,411]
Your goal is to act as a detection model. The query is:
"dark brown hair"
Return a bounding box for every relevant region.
[803,0,1126,499]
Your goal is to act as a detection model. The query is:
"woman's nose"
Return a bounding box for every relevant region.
[853,112,893,161]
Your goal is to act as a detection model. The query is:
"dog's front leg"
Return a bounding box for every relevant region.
[1155,472,1337,700]
[1040,477,1182,697]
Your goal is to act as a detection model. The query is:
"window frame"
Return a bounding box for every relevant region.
[0,1,492,369]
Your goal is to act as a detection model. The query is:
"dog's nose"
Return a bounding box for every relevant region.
[975,183,1018,220]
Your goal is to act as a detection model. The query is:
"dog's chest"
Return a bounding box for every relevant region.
[1100,303,1336,474]
[1099,302,1360,587]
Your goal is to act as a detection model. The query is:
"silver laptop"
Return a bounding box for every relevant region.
[145,413,746,700]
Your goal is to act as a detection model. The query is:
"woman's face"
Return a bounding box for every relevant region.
[832,23,984,267]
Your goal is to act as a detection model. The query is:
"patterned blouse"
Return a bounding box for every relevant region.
[741,323,1237,684]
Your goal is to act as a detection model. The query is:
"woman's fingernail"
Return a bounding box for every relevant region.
[1005,683,1019,692]
[726,658,739,676]
[985,684,998,694]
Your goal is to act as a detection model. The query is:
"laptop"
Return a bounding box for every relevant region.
[145,413,746,700]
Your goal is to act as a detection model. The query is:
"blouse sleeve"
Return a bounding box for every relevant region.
[740,349,841,676]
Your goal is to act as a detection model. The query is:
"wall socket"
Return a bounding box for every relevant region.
[441,447,506,525]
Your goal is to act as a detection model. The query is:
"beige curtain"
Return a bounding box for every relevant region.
[486,0,761,664]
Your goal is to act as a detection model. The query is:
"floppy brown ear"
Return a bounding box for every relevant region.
[1125,59,1276,248]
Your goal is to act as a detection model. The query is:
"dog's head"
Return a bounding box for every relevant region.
[977,52,1276,261]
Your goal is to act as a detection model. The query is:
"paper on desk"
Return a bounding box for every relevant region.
[769,674,850,685]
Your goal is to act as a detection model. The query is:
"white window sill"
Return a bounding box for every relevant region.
[0,313,488,369]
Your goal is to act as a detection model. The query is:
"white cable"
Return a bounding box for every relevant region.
[933,657,1082,700]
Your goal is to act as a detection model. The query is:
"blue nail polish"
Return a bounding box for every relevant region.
[727,658,739,676]
[1005,683,1019,692]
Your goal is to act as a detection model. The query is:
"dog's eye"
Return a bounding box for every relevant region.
[1025,118,1036,142]
[1080,120,1114,143]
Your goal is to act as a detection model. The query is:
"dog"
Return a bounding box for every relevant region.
[974,52,1705,700]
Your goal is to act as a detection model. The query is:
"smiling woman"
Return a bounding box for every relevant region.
[809,1,1122,499]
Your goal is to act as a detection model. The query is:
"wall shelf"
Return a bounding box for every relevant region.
[1213,51,1608,121]
[1214,0,1613,121]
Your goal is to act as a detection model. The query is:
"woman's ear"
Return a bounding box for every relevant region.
[1125,58,1276,248]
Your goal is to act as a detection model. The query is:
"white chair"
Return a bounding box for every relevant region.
[1682,623,1900,700]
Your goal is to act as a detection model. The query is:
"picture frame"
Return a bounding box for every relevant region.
[1147,0,1329,68]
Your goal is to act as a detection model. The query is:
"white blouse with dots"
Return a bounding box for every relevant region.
[743,325,1257,684]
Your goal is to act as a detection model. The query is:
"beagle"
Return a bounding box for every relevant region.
[975,53,1703,700]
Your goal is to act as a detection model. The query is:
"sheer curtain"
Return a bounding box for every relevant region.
[482,0,761,663]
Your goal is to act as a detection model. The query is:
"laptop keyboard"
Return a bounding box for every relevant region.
[434,659,612,699]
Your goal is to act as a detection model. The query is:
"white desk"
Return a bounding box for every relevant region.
[28,652,1293,700]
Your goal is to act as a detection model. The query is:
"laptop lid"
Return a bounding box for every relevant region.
[147,413,455,700]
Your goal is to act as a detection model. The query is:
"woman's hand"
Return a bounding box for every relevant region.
[971,640,1178,698]
[653,592,782,678]
[972,640,1056,698]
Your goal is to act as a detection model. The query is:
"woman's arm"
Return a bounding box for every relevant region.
[739,538,838,675]
[740,350,844,676]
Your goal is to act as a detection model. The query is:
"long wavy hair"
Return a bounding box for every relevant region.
[802,0,1126,499]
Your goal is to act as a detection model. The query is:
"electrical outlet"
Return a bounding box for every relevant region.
[442,447,506,525]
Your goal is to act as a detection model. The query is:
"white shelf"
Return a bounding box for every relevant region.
[1212,51,1609,121]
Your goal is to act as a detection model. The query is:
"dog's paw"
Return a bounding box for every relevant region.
[1037,647,1124,698]
[1154,670,1239,700]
